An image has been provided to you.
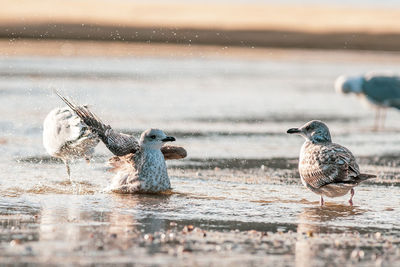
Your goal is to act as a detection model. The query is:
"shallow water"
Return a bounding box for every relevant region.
[0,45,400,265]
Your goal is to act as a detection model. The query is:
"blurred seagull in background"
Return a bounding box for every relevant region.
[287,120,375,206]
[335,73,400,130]
[55,91,187,193]
[43,106,100,182]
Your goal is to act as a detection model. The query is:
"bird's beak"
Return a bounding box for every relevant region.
[287,128,301,134]
[162,136,176,142]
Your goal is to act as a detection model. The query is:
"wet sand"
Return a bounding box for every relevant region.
[1,163,399,265]
[0,43,400,265]
[1,211,399,265]
[4,39,400,62]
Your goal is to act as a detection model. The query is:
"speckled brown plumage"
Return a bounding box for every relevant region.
[299,141,371,198]
[288,120,375,205]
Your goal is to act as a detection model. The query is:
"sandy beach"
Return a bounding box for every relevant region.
[1,0,400,50]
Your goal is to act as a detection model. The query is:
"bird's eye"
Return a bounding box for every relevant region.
[305,126,311,131]
[150,135,156,139]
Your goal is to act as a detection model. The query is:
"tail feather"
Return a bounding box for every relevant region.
[55,90,140,157]
[55,90,110,142]
[358,173,376,181]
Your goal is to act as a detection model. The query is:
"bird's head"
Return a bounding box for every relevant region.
[287,120,332,143]
[334,75,363,94]
[140,128,176,149]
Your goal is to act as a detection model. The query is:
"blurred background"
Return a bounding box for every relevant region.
[1,0,400,158]
[2,0,400,51]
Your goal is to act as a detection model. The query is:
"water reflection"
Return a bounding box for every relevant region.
[295,204,367,267]
[0,199,40,243]
[11,194,175,256]
[110,193,174,233]
[297,204,366,234]
[38,198,108,258]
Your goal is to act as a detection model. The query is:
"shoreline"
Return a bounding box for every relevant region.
[2,24,400,52]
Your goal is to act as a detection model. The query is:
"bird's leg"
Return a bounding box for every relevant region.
[348,188,354,206]
[320,196,324,206]
[85,156,90,164]
[373,108,380,131]
[64,159,72,184]
[380,108,387,130]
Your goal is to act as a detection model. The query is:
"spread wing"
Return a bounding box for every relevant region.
[300,143,360,189]
[108,145,187,173]
[56,91,139,156]
[161,145,187,160]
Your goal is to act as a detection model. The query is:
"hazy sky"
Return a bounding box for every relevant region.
[139,0,399,8]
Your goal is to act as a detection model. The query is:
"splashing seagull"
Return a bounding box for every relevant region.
[287,120,375,206]
[55,91,187,193]
[335,73,400,130]
[43,106,100,182]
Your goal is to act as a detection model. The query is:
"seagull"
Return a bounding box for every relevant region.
[287,120,375,206]
[55,92,187,193]
[43,106,100,182]
[335,73,400,130]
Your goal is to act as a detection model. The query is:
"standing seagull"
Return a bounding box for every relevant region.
[43,106,100,182]
[287,120,375,206]
[335,73,400,130]
[55,92,187,193]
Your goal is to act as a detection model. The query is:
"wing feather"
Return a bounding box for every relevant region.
[55,91,139,156]
[161,145,187,160]
[300,143,360,189]
[108,144,187,173]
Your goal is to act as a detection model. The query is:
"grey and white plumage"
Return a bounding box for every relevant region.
[335,73,400,130]
[43,106,100,180]
[287,120,375,206]
[107,129,176,193]
[55,91,187,193]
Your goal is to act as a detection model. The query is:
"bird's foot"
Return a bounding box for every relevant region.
[69,179,79,194]
[68,174,77,188]
[67,178,76,186]
[371,126,380,132]
[348,188,355,206]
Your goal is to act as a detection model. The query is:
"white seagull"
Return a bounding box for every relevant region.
[43,106,100,182]
[55,92,187,193]
[287,120,375,206]
[335,73,400,130]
